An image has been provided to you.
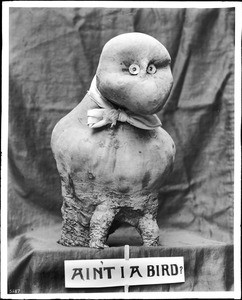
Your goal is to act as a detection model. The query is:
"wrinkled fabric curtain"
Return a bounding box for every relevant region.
[8,7,234,243]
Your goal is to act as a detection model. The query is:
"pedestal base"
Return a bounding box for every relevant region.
[8,224,233,293]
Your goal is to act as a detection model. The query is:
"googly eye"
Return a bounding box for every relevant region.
[129,64,140,75]
[147,64,157,74]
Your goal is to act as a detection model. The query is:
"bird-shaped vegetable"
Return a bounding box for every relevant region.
[51,32,175,248]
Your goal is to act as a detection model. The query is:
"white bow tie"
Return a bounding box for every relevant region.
[86,76,162,130]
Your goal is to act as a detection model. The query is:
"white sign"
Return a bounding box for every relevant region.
[65,257,185,288]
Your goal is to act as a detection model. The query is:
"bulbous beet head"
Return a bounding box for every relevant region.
[96,32,173,115]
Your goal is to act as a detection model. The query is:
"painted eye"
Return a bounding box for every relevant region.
[129,64,140,75]
[147,64,157,74]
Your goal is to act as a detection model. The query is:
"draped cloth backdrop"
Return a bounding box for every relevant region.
[8,7,234,293]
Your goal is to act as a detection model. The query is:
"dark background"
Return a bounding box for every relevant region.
[8,7,234,243]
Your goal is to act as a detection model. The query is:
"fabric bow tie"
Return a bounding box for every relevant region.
[86,76,162,130]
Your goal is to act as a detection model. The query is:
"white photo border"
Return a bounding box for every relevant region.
[1,1,241,299]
